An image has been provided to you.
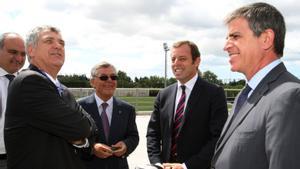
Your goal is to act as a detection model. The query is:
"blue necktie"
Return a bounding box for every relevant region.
[55,82,64,96]
[234,84,252,114]
[215,84,252,149]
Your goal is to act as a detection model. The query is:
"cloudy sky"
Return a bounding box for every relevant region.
[1,0,300,81]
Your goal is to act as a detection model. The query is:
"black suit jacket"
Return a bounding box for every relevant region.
[4,65,97,169]
[78,95,139,169]
[146,77,228,169]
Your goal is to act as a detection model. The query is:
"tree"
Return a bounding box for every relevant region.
[58,74,90,87]
[202,70,223,85]
[224,79,245,89]
[117,70,134,88]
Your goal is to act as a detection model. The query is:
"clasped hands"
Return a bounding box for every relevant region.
[93,141,127,158]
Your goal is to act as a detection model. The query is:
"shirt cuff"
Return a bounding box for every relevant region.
[182,163,187,169]
[72,138,89,148]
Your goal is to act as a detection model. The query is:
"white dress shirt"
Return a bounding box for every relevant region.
[94,94,113,125]
[0,67,17,154]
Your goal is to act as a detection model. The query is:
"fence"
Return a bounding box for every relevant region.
[70,88,241,102]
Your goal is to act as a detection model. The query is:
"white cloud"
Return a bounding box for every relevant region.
[1,0,300,81]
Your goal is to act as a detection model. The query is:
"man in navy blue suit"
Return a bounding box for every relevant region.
[78,61,139,169]
[146,40,228,169]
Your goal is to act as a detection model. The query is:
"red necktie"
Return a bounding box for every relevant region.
[171,85,186,157]
[101,102,110,141]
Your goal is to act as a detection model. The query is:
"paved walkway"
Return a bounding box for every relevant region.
[128,115,151,168]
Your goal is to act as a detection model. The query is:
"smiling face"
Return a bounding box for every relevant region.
[171,44,200,84]
[224,17,265,80]
[28,30,65,78]
[90,66,117,101]
[0,34,26,74]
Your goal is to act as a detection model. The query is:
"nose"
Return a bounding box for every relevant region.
[172,58,180,65]
[15,52,26,63]
[223,39,233,52]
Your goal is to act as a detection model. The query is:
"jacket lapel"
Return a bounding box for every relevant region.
[178,77,201,134]
[108,97,122,144]
[168,85,178,130]
[87,95,107,143]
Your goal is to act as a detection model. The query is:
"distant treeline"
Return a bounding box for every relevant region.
[58,70,246,89]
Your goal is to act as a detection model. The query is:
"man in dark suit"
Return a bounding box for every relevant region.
[146,40,228,169]
[78,61,139,169]
[211,3,300,169]
[4,25,98,169]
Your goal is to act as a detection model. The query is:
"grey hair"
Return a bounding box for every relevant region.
[25,25,61,54]
[225,2,286,57]
[90,61,117,78]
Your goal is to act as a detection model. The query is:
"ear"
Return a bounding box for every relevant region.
[194,56,201,68]
[260,29,275,51]
[27,44,35,59]
[90,78,95,88]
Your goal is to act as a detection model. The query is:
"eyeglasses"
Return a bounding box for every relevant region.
[96,75,118,81]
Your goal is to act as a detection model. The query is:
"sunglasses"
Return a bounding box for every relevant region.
[96,75,118,81]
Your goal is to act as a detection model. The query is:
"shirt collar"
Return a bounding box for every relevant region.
[43,71,61,87]
[94,93,113,108]
[0,67,18,77]
[248,59,281,91]
[177,73,198,91]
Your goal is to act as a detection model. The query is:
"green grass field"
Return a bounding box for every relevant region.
[118,96,232,113]
[118,96,156,112]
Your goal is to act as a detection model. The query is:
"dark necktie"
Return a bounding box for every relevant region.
[101,102,110,141]
[215,84,252,149]
[55,82,64,96]
[5,74,15,84]
[1,74,15,118]
[171,85,186,157]
[234,84,252,115]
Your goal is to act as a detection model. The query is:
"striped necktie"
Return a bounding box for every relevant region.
[171,85,186,158]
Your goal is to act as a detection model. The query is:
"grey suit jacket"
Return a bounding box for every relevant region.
[211,63,300,169]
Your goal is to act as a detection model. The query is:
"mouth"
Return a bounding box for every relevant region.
[174,68,183,73]
[50,52,62,57]
[228,52,239,57]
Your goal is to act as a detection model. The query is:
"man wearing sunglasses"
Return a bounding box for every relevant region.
[78,61,139,169]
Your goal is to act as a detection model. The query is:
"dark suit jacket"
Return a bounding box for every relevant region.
[147,76,228,169]
[78,95,139,169]
[4,65,97,169]
[211,63,300,169]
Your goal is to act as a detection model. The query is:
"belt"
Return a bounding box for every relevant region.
[0,154,7,160]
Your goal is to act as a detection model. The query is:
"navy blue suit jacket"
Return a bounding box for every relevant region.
[4,65,97,169]
[78,95,139,169]
[147,77,228,169]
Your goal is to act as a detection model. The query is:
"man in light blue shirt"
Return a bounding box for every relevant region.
[211,2,300,169]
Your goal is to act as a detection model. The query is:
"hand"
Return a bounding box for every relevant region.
[93,143,113,158]
[111,141,127,157]
[163,163,184,169]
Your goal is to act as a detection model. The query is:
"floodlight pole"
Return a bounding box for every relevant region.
[163,42,170,88]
